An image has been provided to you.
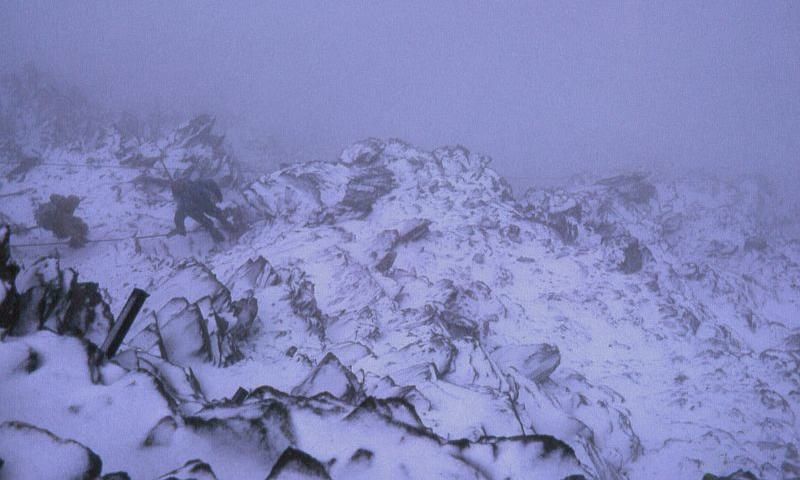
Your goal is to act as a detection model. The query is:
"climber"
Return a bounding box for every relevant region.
[169,178,232,242]
[34,194,89,248]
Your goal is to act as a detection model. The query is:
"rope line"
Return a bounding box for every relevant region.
[2,161,182,172]
[0,160,266,174]
[0,160,541,179]
[10,232,172,248]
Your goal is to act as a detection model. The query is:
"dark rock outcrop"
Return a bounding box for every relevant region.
[619,238,647,274]
[0,226,20,331]
[7,255,113,345]
[339,166,396,218]
[548,204,582,244]
[285,268,328,336]
[266,447,332,480]
[702,469,759,480]
[102,472,132,480]
[156,459,218,480]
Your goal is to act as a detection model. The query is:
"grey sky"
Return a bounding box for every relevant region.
[1,1,798,189]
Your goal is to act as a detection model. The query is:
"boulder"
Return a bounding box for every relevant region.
[292,353,362,403]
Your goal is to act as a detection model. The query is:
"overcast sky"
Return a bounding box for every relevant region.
[1,1,798,188]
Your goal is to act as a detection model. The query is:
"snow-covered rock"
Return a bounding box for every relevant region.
[1,76,799,479]
[0,421,102,480]
[291,352,362,402]
[156,459,218,480]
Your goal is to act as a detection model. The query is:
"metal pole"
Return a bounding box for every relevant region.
[101,288,149,358]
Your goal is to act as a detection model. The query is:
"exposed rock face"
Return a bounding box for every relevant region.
[285,268,328,336]
[0,226,20,329]
[339,166,396,218]
[547,204,582,244]
[3,253,113,346]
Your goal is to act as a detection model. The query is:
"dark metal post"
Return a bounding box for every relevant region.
[231,387,249,404]
[101,288,149,358]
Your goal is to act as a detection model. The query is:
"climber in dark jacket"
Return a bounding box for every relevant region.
[35,194,89,248]
[170,178,231,242]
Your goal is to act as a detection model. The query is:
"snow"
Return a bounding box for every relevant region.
[0,420,101,480]
[1,78,799,479]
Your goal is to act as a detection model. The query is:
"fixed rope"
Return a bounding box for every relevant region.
[9,232,173,248]
[1,161,184,172]
[0,160,265,174]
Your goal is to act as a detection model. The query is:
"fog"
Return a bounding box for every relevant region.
[2,1,798,189]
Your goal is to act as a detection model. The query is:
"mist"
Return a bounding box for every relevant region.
[4,4,800,478]
[2,1,798,190]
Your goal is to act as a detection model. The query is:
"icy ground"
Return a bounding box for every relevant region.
[1,75,799,479]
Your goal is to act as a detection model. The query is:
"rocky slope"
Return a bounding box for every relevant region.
[0,74,798,479]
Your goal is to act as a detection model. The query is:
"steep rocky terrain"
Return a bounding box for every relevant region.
[1,73,798,479]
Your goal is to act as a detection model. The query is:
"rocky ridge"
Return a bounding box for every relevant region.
[1,76,799,479]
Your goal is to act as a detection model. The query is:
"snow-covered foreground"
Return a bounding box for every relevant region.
[1,76,799,480]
